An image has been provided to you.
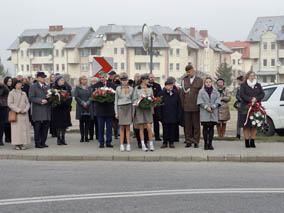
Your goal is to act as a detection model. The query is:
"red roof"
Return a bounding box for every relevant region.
[223,41,250,59]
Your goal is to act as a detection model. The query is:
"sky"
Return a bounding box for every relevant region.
[1,0,284,74]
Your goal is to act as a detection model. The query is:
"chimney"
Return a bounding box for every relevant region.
[49,25,64,32]
[189,27,195,38]
[200,30,208,38]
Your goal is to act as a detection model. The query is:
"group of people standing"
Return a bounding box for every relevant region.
[0,63,265,151]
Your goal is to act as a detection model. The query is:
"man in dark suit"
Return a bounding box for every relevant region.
[149,73,162,141]
[29,72,51,148]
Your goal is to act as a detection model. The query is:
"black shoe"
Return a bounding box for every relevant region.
[51,134,57,138]
[138,142,142,149]
[43,144,49,148]
[85,139,89,142]
[99,144,104,148]
[250,139,256,148]
[89,136,94,141]
[35,145,44,148]
[185,143,192,148]
[0,142,4,146]
[155,138,162,141]
[57,138,62,145]
[208,140,214,150]
[236,134,241,139]
[61,138,67,145]
[194,144,199,148]
[5,138,11,143]
[80,138,84,143]
[204,141,208,150]
[245,139,250,148]
[106,144,113,148]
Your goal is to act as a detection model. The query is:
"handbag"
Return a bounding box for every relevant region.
[8,93,22,122]
[233,101,241,110]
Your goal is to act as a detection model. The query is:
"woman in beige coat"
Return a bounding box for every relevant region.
[8,80,31,150]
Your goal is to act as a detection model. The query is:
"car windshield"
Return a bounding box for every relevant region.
[262,87,277,102]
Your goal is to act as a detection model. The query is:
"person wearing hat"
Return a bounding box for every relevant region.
[107,70,117,85]
[133,73,155,152]
[158,79,182,148]
[29,72,51,148]
[114,73,133,151]
[216,78,231,138]
[180,64,203,148]
[51,75,72,145]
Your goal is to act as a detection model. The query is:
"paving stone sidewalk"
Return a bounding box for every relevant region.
[0,133,284,162]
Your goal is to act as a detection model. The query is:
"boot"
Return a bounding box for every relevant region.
[208,139,214,150]
[250,139,256,148]
[204,140,208,150]
[216,124,222,137]
[245,139,250,148]
[221,124,226,137]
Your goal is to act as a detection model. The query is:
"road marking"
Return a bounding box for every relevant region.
[0,188,284,206]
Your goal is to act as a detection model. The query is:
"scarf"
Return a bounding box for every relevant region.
[247,79,257,89]
[205,86,213,97]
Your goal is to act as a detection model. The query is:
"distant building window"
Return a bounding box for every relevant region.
[56,49,59,57]
[263,59,267,67]
[233,59,236,65]
[91,48,101,56]
[114,48,118,55]
[176,63,180,71]
[134,48,147,55]
[26,65,29,71]
[271,42,276,50]
[271,59,275,67]
[39,64,42,71]
[81,63,89,72]
[27,50,29,57]
[39,51,42,57]
[121,63,125,70]
[152,63,160,70]
[62,64,65,72]
[56,64,59,72]
[21,65,24,71]
[263,42,267,50]
[121,48,124,55]
[176,48,180,56]
[21,50,24,57]
[170,63,173,71]
[271,75,276,83]
[114,63,118,70]
[280,42,284,49]
[81,49,89,57]
[170,48,173,56]
[135,63,147,70]
[263,76,267,83]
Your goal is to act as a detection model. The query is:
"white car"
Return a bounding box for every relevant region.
[261,83,284,136]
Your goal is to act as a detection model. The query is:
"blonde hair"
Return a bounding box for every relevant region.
[78,75,88,85]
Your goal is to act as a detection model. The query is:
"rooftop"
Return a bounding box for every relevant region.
[223,41,250,59]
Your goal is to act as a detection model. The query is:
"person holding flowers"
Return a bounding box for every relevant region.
[51,75,72,145]
[133,74,154,152]
[240,71,265,148]
[114,73,133,152]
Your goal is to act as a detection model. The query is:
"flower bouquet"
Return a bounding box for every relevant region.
[244,102,267,130]
[47,88,71,106]
[135,95,163,109]
[90,87,115,103]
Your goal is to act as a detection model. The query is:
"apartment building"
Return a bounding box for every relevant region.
[247,16,284,84]
[7,25,94,84]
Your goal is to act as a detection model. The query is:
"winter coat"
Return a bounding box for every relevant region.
[0,85,9,107]
[217,87,231,121]
[51,84,72,129]
[7,89,30,145]
[74,85,93,120]
[158,88,182,124]
[29,82,51,121]
[180,75,203,112]
[91,81,116,117]
[197,88,221,123]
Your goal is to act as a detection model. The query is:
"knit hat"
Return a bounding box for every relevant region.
[55,74,64,84]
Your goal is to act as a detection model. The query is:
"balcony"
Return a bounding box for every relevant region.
[31,56,53,64]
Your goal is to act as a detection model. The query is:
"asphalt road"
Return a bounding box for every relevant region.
[0,161,284,213]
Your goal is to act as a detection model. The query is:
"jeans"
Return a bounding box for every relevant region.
[97,116,113,145]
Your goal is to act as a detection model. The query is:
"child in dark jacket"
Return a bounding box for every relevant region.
[158,80,182,148]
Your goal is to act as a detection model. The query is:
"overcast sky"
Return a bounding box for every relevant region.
[1,0,284,74]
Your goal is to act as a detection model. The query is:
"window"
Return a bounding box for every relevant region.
[280,42,284,49]
[21,50,24,57]
[27,50,29,57]
[134,48,147,55]
[61,50,65,57]
[56,64,59,72]
[271,59,275,67]
[170,48,173,56]
[91,48,101,56]
[176,48,180,56]
[121,63,125,70]
[39,64,42,71]
[114,63,118,70]
[62,64,65,72]
[43,49,52,56]
[114,48,118,55]
[263,59,267,67]
[280,88,284,101]
[262,87,277,102]
[21,65,24,71]
[39,51,42,57]
[121,48,124,55]
[81,49,89,57]
[233,59,236,65]
[263,42,267,50]
[271,75,276,83]
[238,59,242,64]
[26,65,29,71]
[271,42,276,50]
[81,63,89,72]
[56,49,59,57]
[176,63,180,71]
[152,63,160,70]
[135,63,147,70]
[170,63,173,71]
[263,76,267,83]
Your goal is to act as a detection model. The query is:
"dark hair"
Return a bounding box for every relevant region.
[12,80,22,89]
[4,76,12,85]
[237,76,244,81]
[185,64,194,72]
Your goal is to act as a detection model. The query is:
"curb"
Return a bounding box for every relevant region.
[1,154,284,162]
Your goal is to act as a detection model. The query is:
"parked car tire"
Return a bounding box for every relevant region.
[276,129,284,136]
[261,118,275,136]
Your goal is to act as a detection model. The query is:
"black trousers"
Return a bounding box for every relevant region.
[34,121,50,147]
[80,115,91,139]
[162,123,176,145]
[89,117,98,139]
[201,122,215,142]
[4,123,11,142]
[153,114,160,139]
